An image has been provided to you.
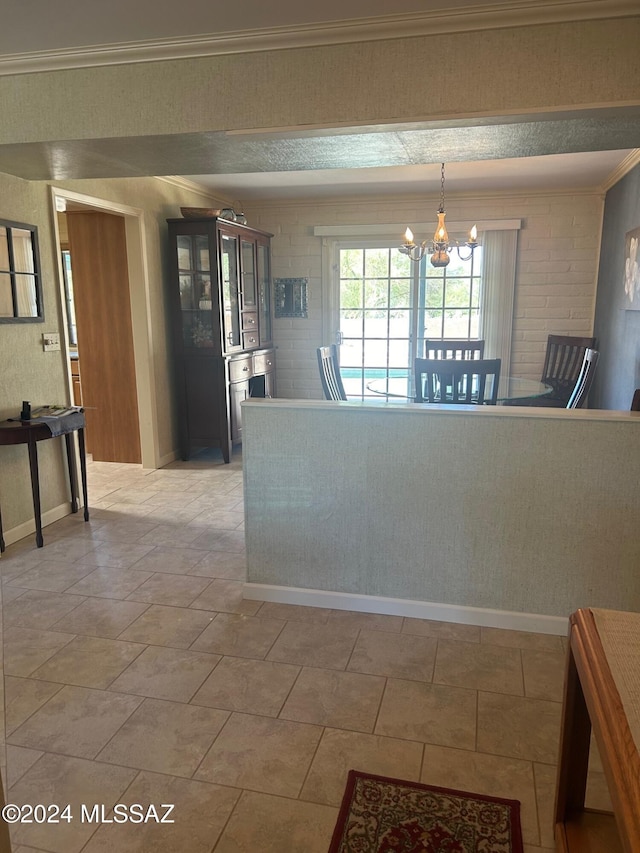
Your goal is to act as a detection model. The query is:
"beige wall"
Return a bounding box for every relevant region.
[1,19,639,145]
[245,190,603,399]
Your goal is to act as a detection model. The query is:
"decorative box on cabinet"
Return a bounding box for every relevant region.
[167,216,275,463]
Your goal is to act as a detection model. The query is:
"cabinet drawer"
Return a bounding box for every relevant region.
[253,350,275,374]
[242,331,259,350]
[229,355,253,382]
[241,311,258,331]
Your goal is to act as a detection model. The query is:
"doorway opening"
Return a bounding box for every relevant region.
[50,188,159,468]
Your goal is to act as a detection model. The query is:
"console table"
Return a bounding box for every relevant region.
[555,607,640,852]
[0,414,89,551]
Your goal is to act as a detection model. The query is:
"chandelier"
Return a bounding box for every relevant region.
[399,163,478,268]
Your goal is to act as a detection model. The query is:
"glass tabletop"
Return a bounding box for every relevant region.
[367,375,552,403]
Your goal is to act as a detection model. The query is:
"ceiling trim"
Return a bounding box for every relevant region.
[156,175,232,204]
[600,148,640,192]
[0,0,637,76]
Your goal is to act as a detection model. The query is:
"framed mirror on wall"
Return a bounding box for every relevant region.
[0,219,44,322]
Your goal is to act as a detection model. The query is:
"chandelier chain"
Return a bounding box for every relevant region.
[439,162,446,213]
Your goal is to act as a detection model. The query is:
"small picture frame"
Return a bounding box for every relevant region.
[274,277,308,318]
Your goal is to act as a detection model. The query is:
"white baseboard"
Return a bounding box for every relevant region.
[243,583,569,636]
[1,502,73,549]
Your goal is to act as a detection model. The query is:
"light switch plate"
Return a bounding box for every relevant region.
[42,332,61,351]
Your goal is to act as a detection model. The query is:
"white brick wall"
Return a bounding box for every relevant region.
[245,191,603,397]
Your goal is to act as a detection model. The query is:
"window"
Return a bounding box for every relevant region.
[336,242,482,398]
[0,219,44,322]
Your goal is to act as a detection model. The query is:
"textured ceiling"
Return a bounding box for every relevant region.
[0,108,638,199]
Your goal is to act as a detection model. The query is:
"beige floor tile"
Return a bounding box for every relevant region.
[327,609,403,632]
[78,541,156,569]
[375,678,477,749]
[6,560,96,592]
[96,697,229,777]
[0,549,50,581]
[4,628,76,677]
[255,601,331,622]
[481,627,565,652]
[8,686,142,758]
[402,617,481,642]
[4,589,87,630]
[7,752,137,853]
[64,566,154,598]
[50,597,149,638]
[266,621,359,670]
[88,518,161,543]
[108,645,220,701]
[477,692,562,764]
[190,529,246,552]
[6,745,44,787]
[300,727,423,806]
[191,655,299,715]
[29,635,147,689]
[187,550,247,579]
[433,638,524,695]
[189,578,262,615]
[123,545,206,574]
[142,504,204,524]
[187,508,244,528]
[532,762,558,849]
[1,585,28,603]
[81,771,240,853]
[522,648,566,701]
[348,629,437,681]
[138,523,207,547]
[125,572,210,606]
[192,613,285,658]
[4,677,65,735]
[22,538,97,562]
[118,603,213,648]
[214,790,338,853]
[195,712,322,796]
[8,685,143,758]
[280,666,385,732]
[421,743,540,846]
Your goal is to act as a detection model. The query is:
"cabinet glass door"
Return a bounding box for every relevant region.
[241,239,257,309]
[177,234,216,349]
[257,241,272,344]
[220,233,241,351]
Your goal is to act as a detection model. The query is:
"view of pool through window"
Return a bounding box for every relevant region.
[338,244,483,399]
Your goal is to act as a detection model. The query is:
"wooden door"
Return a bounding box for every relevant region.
[66,210,141,463]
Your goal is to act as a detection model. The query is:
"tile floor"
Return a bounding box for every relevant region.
[0,449,610,852]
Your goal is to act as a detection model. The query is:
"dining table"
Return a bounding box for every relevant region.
[366,375,553,404]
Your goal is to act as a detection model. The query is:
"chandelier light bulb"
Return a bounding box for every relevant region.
[398,163,479,268]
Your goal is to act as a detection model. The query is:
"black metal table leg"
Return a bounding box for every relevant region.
[27,434,43,547]
[77,427,89,521]
[65,432,79,513]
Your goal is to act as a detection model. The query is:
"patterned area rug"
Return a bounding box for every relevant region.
[328,770,524,853]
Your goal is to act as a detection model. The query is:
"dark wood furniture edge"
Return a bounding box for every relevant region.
[555,607,640,852]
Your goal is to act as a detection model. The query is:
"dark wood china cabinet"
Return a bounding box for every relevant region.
[167,216,274,463]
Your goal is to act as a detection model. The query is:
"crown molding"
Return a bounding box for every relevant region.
[600,148,640,191]
[155,175,232,204]
[0,0,637,76]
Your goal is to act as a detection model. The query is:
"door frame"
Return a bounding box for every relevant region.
[50,186,160,469]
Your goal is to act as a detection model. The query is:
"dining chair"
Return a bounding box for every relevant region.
[631,389,640,412]
[566,348,599,409]
[414,357,502,405]
[517,334,597,407]
[316,344,347,401]
[424,339,485,359]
